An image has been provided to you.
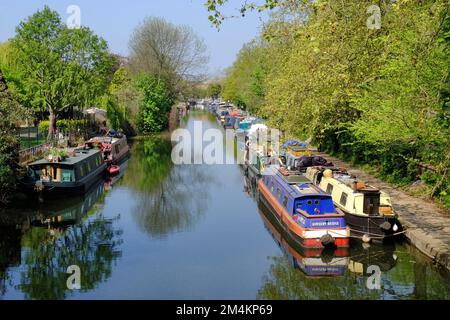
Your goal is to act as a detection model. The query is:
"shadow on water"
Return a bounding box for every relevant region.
[0,176,124,299]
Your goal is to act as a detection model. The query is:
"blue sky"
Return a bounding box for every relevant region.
[0,0,266,76]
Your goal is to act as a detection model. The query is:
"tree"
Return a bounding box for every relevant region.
[103,65,138,135]
[0,69,27,204]
[11,6,115,140]
[218,0,449,206]
[207,83,222,98]
[135,74,174,133]
[222,39,268,112]
[205,0,301,27]
[129,17,209,95]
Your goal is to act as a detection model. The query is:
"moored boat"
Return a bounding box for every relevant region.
[85,133,130,165]
[304,167,403,242]
[244,123,280,178]
[259,200,349,277]
[22,148,107,195]
[258,166,350,248]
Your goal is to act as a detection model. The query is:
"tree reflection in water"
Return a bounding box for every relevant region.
[123,137,214,238]
[0,182,123,299]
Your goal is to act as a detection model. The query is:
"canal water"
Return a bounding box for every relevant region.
[1,111,450,300]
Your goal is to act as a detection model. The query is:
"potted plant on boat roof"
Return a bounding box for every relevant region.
[46,149,68,163]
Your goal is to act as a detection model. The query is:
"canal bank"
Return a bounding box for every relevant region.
[313,150,450,271]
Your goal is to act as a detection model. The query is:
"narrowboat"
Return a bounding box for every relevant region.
[235,117,254,137]
[244,124,280,178]
[223,115,237,129]
[85,133,130,165]
[258,166,350,248]
[23,148,107,195]
[216,108,230,125]
[259,201,349,277]
[281,140,333,172]
[305,167,402,242]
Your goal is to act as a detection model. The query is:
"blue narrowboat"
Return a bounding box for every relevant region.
[259,203,349,277]
[258,166,350,248]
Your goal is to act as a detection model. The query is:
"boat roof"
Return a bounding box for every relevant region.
[29,148,101,167]
[87,135,125,144]
[266,167,329,199]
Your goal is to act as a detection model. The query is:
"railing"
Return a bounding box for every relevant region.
[19,143,52,165]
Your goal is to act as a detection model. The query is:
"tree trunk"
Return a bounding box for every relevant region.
[48,109,57,142]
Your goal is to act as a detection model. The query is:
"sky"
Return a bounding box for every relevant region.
[0,0,266,77]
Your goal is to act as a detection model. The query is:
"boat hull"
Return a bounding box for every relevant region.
[343,211,402,242]
[258,180,349,249]
[21,163,107,196]
[258,202,349,277]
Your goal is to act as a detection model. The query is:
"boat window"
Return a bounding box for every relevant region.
[270,183,275,193]
[61,169,75,182]
[115,145,120,154]
[340,192,348,206]
[79,165,84,177]
[283,196,288,208]
[326,183,333,195]
[307,200,312,205]
[276,188,281,199]
[314,200,320,205]
[30,167,41,179]
[52,166,58,180]
[87,162,91,173]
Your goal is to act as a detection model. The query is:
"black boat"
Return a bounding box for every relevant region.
[22,148,106,195]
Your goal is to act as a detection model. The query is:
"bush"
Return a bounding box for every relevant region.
[38,119,87,134]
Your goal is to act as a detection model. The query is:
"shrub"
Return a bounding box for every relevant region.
[38,119,87,134]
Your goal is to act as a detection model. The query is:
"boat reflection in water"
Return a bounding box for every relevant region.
[258,200,349,277]
[0,161,126,299]
[30,181,104,229]
[347,241,398,276]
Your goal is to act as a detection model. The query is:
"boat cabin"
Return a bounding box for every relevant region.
[28,149,104,183]
[305,167,394,217]
[262,167,346,227]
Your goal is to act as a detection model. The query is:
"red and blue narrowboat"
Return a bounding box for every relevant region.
[259,202,349,277]
[258,166,350,248]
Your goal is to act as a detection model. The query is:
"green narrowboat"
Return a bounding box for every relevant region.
[23,148,106,195]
